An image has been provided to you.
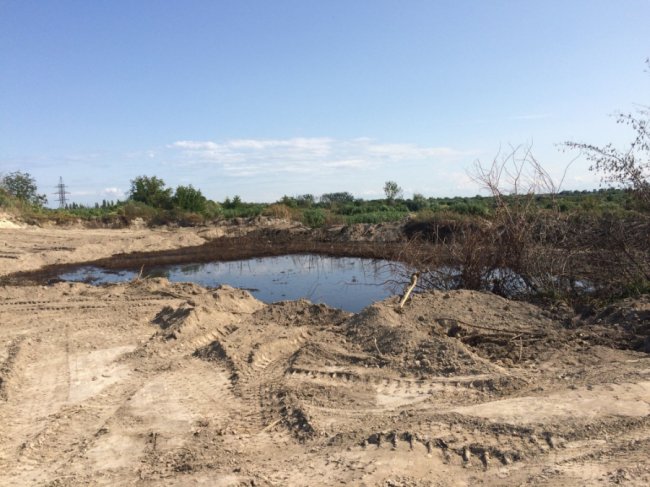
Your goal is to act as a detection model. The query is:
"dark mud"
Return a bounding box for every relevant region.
[0,228,414,286]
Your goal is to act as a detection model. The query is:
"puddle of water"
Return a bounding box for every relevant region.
[59,255,400,312]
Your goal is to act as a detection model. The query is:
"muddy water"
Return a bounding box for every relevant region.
[59,255,400,312]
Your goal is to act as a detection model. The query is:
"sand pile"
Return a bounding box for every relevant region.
[1,272,649,485]
[0,212,23,229]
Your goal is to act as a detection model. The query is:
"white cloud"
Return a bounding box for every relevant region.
[168,137,472,177]
[171,141,220,151]
[102,187,125,198]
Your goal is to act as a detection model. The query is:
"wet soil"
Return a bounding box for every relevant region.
[0,227,413,286]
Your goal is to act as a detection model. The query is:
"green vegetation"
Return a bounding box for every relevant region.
[1,170,645,228]
[302,208,326,228]
[128,175,173,209]
[1,167,647,306]
[173,185,207,213]
[1,171,47,207]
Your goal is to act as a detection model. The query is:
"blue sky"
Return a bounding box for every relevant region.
[1,0,649,206]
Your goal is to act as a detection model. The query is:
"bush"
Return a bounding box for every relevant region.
[174,185,207,212]
[222,204,264,218]
[320,192,354,208]
[344,211,406,224]
[278,194,315,208]
[118,201,157,223]
[302,208,326,228]
[451,201,490,216]
[405,193,429,211]
[202,200,222,219]
[223,195,243,209]
[0,188,15,208]
[263,203,293,220]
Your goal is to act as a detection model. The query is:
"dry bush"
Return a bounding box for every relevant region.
[397,146,580,300]
[475,148,584,298]
[441,145,572,297]
[396,145,649,304]
[568,214,650,298]
[262,203,294,220]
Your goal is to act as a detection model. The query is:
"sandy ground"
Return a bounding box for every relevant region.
[0,218,307,278]
[1,224,649,486]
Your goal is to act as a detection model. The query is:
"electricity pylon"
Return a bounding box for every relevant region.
[54,177,70,208]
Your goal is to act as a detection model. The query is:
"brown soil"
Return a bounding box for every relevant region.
[1,221,649,486]
[0,219,409,285]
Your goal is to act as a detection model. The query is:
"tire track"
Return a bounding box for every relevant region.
[0,336,26,401]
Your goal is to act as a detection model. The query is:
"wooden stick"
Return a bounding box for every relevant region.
[397,272,419,309]
[261,419,282,432]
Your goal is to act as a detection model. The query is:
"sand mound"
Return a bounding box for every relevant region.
[1,277,649,486]
[343,290,561,375]
[0,212,23,229]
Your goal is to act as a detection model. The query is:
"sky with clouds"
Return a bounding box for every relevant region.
[1,0,649,205]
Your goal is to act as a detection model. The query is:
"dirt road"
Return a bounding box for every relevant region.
[1,224,649,486]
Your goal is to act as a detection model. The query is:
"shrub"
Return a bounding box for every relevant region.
[320,192,354,208]
[263,203,293,220]
[405,193,429,211]
[344,211,406,224]
[202,200,223,219]
[222,204,264,219]
[302,208,326,228]
[174,185,207,212]
[118,201,157,223]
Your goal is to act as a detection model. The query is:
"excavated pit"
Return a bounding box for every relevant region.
[1,220,649,485]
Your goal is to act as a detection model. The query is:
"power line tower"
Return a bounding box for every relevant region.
[54,177,70,208]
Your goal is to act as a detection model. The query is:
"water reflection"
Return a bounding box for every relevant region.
[59,255,398,312]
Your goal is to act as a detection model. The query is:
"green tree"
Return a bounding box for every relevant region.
[173,185,207,212]
[320,192,354,207]
[406,192,429,211]
[128,175,172,208]
[0,171,47,206]
[279,195,298,208]
[383,181,403,203]
[223,195,243,209]
[280,194,316,208]
[295,193,315,208]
